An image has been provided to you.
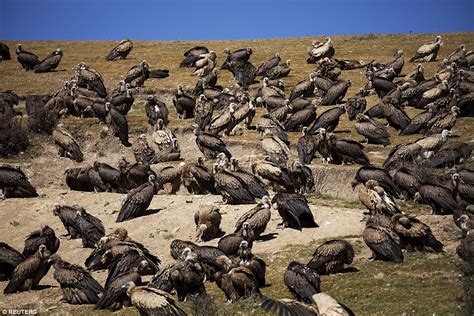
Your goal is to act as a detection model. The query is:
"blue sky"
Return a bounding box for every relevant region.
[0,0,472,40]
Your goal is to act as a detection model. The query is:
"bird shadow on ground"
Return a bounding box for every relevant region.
[339,266,360,274]
[334,130,352,134]
[137,208,162,219]
[256,233,278,242]
[34,284,56,290]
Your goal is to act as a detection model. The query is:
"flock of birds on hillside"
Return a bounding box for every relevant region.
[0,35,474,315]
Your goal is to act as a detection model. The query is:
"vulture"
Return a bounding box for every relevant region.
[457,230,474,263]
[256,53,281,76]
[363,215,403,263]
[208,102,237,136]
[95,263,145,311]
[237,241,266,287]
[284,106,317,131]
[312,293,354,316]
[116,175,158,222]
[399,104,437,135]
[425,106,460,135]
[4,245,51,294]
[53,204,105,248]
[64,167,95,192]
[194,94,214,130]
[329,135,370,166]
[193,51,217,77]
[392,167,422,200]
[125,60,150,87]
[105,102,131,147]
[289,74,316,101]
[335,58,366,70]
[169,248,206,301]
[284,261,321,303]
[414,129,452,159]
[74,62,107,97]
[105,38,133,61]
[391,214,444,252]
[385,50,405,75]
[307,240,355,275]
[351,165,401,199]
[23,225,60,257]
[368,72,397,99]
[379,98,411,131]
[108,83,134,115]
[0,42,11,60]
[260,132,290,165]
[149,264,175,293]
[218,223,254,256]
[16,44,40,71]
[382,140,423,170]
[52,124,84,162]
[49,254,104,304]
[364,180,400,216]
[0,243,24,281]
[118,157,157,190]
[314,128,341,164]
[261,298,319,315]
[172,85,195,119]
[194,126,231,159]
[0,164,38,198]
[297,127,319,164]
[410,36,442,62]
[215,259,261,303]
[346,90,367,121]
[271,193,318,230]
[309,105,346,134]
[307,37,335,63]
[153,122,181,162]
[33,48,63,73]
[262,99,292,123]
[266,59,292,80]
[91,161,126,193]
[355,114,390,146]
[452,173,474,205]
[132,135,158,165]
[229,158,269,199]
[194,205,222,241]
[229,60,257,90]
[252,156,295,193]
[290,161,315,194]
[221,47,252,70]
[234,196,272,238]
[193,68,218,96]
[123,282,186,316]
[181,157,216,195]
[426,143,472,168]
[320,80,351,105]
[145,95,169,127]
[156,164,183,194]
[213,164,255,205]
[180,46,209,68]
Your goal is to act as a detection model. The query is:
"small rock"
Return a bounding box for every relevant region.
[186,200,193,203]
[172,227,180,234]
[149,233,155,238]
[104,202,110,207]
[374,272,385,279]
[10,221,20,227]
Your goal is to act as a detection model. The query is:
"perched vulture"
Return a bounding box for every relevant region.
[284,106,317,131]
[237,241,266,287]
[229,158,268,199]
[145,95,169,127]
[312,293,354,316]
[410,36,442,62]
[307,240,355,275]
[218,223,254,256]
[363,216,403,263]
[355,114,390,146]
[118,157,157,190]
[180,46,209,68]
[105,39,133,61]
[74,62,107,97]
[181,157,216,195]
[335,58,366,70]
[309,106,346,134]
[49,254,103,304]
[33,48,63,73]
[229,60,257,90]
[457,230,474,263]
[307,38,335,64]
[399,105,437,135]
[194,205,222,241]
[392,167,422,200]
[52,124,83,162]
[0,243,24,281]
[425,106,460,135]
[213,164,255,205]
[252,157,295,193]
[53,204,105,248]
[16,44,40,71]
[23,225,60,257]
[125,60,150,87]
[256,53,281,76]
[169,248,206,301]
[272,193,318,230]
[260,132,290,166]
[215,263,261,302]
[290,161,315,194]
[320,80,351,105]
[4,245,51,294]
[116,175,158,222]
[208,103,237,136]
[297,127,319,164]
[289,75,316,101]
[0,42,11,60]
[234,196,271,238]
[0,164,38,198]
[329,135,370,166]
[156,164,182,194]
[64,167,95,192]
[352,165,401,199]
[391,214,444,252]
[172,85,195,119]
[194,127,231,159]
[105,102,131,147]
[123,282,186,315]
[346,90,367,121]
[284,261,321,303]
[266,60,292,80]
[92,161,126,193]
[221,47,252,70]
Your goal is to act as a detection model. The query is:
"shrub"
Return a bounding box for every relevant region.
[0,117,29,157]
[27,106,58,135]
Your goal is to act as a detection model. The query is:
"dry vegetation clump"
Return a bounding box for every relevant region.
[27,106,58,134]
[0,117,29,157]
